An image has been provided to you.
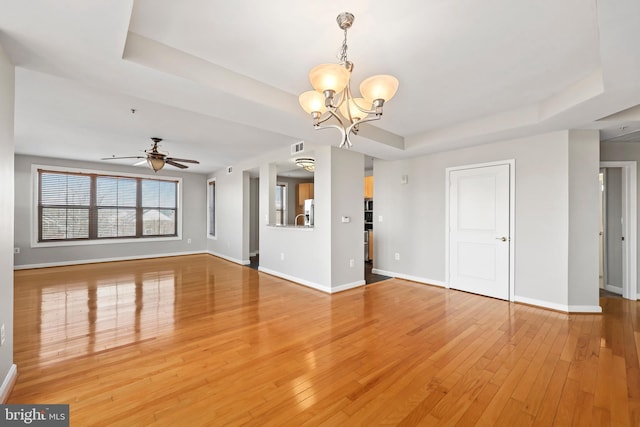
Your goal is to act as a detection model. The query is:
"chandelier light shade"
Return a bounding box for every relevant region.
[309,64,350,94]
[360,75,400,104]
[299,90,327,115]
[295,157,315,172]
[339,97,371,122]
[299,12,399,148]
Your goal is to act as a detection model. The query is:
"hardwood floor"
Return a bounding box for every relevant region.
[9,254,640,426]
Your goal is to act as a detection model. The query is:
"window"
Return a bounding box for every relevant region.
[275,183,287,225]
[207,179,216,238]
[37,168,179,243]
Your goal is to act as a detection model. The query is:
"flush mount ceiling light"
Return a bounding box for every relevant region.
[298,12,399,149]
[295,157,315,172]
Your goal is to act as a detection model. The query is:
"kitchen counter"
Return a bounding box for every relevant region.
[266,224,314,230]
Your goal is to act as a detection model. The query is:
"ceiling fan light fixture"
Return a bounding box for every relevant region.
[101,137,199,171]
[295,157,315,172]
[147,156,165,172]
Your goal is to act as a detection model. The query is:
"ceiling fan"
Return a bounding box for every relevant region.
[102,137,200,172]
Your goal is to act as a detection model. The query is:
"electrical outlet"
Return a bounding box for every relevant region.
[349,259,355,268]
[187,238,192,244]
[1,323,5,346]
[280,253,285,261]
[378,215,383,222]
[394,252,400,261]
[14,247,20,254]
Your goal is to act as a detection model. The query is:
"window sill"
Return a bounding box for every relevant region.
[32,235,182,248]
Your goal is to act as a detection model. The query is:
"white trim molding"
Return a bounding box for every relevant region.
[207,251,250,266]
[14,251,206,270]
[31,164,184,248]
[515,296,602,313]
[603,284,623,295]
[0,364,17,403]
[600,161,637,301]
[445,159,516,302]
[257,266,365,294]
[371,268,446,287]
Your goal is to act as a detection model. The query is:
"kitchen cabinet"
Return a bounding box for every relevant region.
[368,230,374,261]
[298,183,314,204]
[364,176,374,199]
[296,183,314,216]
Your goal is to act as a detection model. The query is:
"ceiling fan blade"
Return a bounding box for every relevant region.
[101,156,146,160]
[133,159,148,166]
[166,157,199,164]
[165,160,189,169]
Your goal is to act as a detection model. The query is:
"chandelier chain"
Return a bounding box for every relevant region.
[339,28,349,63]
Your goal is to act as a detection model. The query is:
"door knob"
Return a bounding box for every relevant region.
[496,236,507,242]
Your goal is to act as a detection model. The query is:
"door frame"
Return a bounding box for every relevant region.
[445,160,516,302]
[600,161,637,300]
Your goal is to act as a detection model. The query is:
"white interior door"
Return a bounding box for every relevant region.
[449,164,511,300]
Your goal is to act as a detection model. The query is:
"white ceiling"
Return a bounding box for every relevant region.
[2,0,640,174]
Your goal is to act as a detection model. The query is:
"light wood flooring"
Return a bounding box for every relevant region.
[9,254,640,426]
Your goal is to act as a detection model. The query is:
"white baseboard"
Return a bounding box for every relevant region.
[514,296,602,313]
[14,251,207,270]
[604,284,623,295]
[258,266,330,293]
[0,364,17,403]
[257,267,364,294]
[206,251,250,265]
[331,280,367,293]
[371,268,446,288]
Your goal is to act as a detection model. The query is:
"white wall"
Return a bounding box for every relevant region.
[600,141,640,296]
[330,147,365,287]
[374,130,601,311]
[206,143,365,292]
[259,146,333,290]
[14,155,208,268]
[567,130,600,308]
[604,168,623,287]
[249,177,259,254]
[206,165,249,264]
[0,42,15,400]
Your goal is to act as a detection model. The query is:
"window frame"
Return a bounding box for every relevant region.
[207,178,217,239]
[275,182,288,226]
[32,164,182,248]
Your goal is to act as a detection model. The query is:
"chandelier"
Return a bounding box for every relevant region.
[298,12,399,148]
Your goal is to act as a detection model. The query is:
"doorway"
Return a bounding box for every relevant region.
[599,161,637,300]
[446,161,515,301]
[247,172,260,270]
